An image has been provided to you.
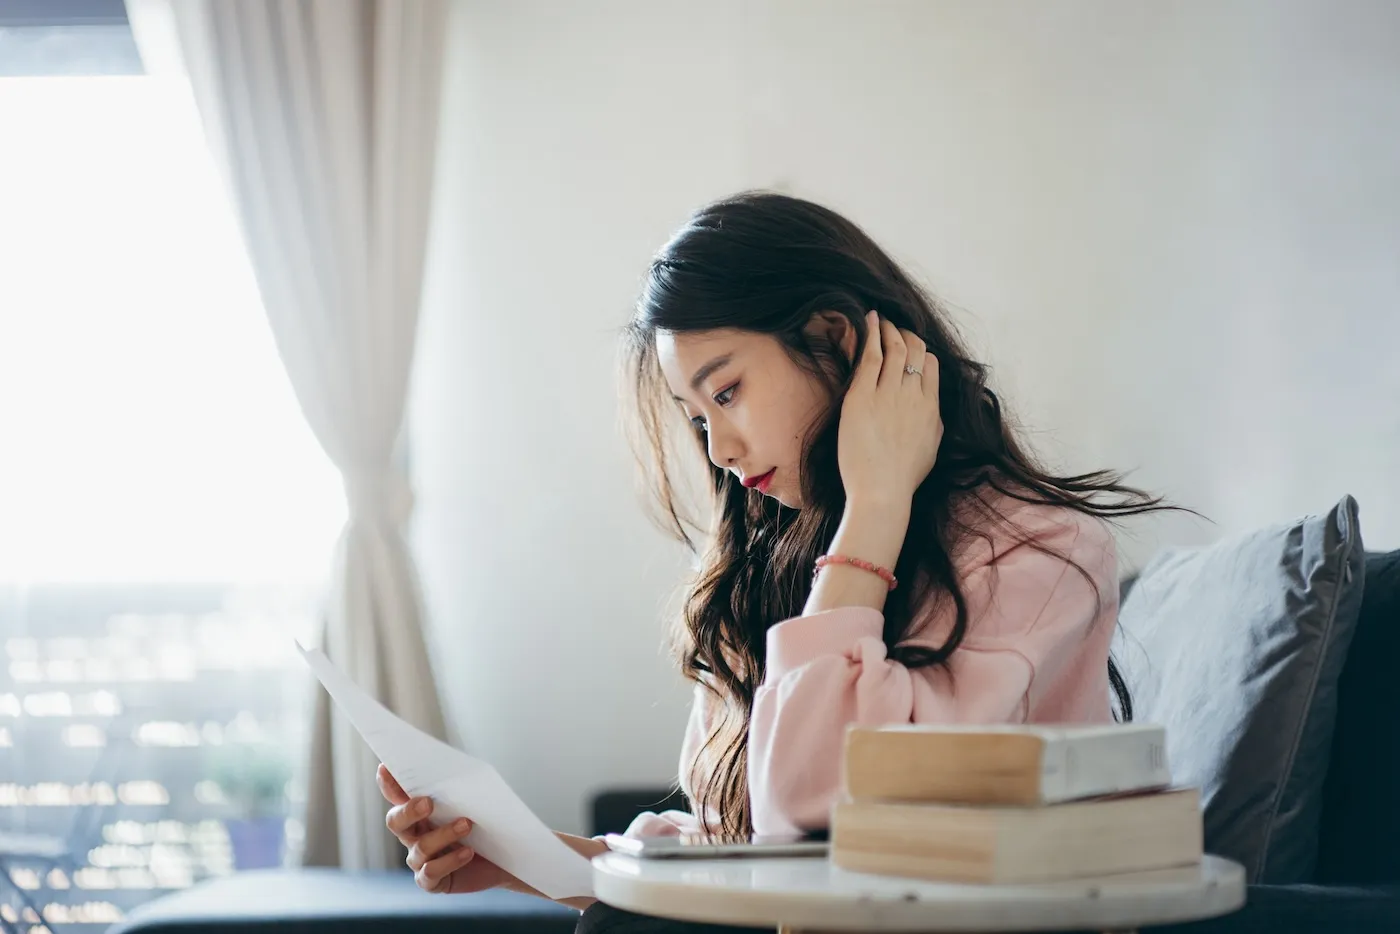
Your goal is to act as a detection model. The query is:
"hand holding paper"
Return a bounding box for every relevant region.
[379,766,512,894]
[296,642,594,899]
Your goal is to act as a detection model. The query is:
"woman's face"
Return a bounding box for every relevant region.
[657,326,842,509]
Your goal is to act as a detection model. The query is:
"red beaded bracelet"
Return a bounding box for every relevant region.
[814,554,898,591]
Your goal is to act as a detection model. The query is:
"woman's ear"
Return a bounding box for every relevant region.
[804,310,859,364]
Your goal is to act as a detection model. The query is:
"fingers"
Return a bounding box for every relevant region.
[416,844,476,893]
[405,818,474,872]
[856,312,933,391]
[878,317,908,387]
[383,783,480,896]
[377,764,409,806]
[386,795,432,839]
[921,351,941,400]
[852,310,882,389]
[901,331,927,378]
[873,316,907,386]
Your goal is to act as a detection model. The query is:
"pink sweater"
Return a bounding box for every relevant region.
[626,496,1119,838]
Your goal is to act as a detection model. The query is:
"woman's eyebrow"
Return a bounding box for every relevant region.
[671,353,733,402]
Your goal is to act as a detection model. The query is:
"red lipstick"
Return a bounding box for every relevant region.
[743,469,776,493]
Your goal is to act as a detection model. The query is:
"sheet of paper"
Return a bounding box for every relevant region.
[296,642,594,899]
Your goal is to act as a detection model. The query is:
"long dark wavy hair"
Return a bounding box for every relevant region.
[623,191,1177,836]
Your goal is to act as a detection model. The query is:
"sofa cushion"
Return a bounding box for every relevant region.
[1315,549,1400,884]
[1116,495,1366,884]
[1147,883,1400,934]
[107,868,578,934]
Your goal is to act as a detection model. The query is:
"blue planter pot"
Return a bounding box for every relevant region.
[226,816,285,870]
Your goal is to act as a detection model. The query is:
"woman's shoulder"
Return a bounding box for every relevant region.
[951,484,1116,574]
[938,485,1119,645]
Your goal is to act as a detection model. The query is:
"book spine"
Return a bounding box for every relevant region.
[1039,727,1170,803]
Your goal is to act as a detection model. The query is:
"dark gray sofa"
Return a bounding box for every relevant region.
[109,551,1400,934]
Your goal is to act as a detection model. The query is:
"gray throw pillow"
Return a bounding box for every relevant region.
[1116,495,1366,884]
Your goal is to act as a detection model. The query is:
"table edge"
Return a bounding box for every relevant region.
[592,854,1248,932]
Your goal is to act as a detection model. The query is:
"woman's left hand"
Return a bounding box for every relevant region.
[836,311,943,506]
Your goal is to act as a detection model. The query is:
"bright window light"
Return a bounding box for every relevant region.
[0,76,344,583]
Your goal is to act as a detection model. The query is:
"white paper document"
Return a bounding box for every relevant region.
[296,642,594,899]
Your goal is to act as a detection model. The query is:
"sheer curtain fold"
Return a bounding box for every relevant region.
[125,0,451,869]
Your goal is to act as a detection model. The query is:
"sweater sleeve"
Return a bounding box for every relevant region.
[747,508,1115,834]
[620,809,700,837]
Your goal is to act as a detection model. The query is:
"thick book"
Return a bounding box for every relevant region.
[843,722,1170,806]
[832,787,1202,884]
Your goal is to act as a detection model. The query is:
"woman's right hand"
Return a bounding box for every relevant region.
[377,764,519,894]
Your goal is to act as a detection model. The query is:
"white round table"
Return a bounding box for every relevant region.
[592,852,1245,933]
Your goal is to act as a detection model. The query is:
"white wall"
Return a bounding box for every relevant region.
[409,0,1400,833]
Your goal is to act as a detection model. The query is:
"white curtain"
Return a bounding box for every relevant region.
[125,0,451,869]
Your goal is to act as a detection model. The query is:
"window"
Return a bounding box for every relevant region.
[0,10,342,930]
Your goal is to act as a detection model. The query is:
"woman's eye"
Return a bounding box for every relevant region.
[690,415,708,432]
[714,383,738,406]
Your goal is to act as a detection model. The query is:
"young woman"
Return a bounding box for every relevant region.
[377,192,1169,917]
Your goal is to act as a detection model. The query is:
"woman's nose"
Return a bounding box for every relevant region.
[706,421,743,469]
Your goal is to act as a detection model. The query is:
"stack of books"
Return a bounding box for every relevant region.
[831,723,1202,884]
